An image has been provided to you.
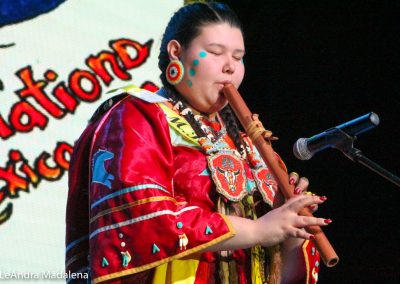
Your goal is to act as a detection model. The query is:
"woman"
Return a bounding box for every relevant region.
[66,2,329,283]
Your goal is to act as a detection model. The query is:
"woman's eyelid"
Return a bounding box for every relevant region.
[206,46,244,60]
[233,54,244,60]
[233,52,245,61]
[207,48,223,55]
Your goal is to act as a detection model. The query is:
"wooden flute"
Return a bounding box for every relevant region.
[222,83,339,267]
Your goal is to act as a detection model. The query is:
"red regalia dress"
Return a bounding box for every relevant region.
[65,87,320,284]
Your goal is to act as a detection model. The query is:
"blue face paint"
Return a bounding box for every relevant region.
[189,68,196,76]
[193,59,200,66]
[199,51,207,58]
[186,79,193,87]
[241,58,244,64]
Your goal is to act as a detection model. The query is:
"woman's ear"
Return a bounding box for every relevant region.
[167,40,182,61]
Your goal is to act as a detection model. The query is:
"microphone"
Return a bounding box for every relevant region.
[293,112,380,160]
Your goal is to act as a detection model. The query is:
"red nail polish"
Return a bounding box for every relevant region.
[324,219,332,224]
[320,196,327,201]
[294,188,302,194]
[308,205,316,210]
[309,235,315,240]
[289,178,295,185]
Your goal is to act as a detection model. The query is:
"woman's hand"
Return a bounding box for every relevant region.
[207,173,331,252]
[254,194,329,247]
[279,172,329,283]
[289,172,318,212]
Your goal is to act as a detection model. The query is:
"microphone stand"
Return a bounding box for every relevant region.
[332,129,400,187]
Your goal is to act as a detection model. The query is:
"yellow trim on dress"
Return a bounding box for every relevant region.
[251,245,265,284]
[152,258,200,284]
[302,240,310,284]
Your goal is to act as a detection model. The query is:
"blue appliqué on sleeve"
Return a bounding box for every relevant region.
[92,149,115,189]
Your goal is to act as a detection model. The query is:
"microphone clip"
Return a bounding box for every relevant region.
[329,128,357,161]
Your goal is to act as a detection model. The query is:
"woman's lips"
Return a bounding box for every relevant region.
[216,81,233,91]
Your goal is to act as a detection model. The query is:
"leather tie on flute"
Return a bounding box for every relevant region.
[222,83,339,267]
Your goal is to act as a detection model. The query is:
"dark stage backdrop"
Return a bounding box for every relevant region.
[224,1,400,283]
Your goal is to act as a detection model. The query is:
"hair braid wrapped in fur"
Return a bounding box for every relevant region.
[219,105,245,154]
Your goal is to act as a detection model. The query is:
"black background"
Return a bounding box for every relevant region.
[224,0,399,282]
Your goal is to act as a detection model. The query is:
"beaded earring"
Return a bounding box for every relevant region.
[166,60,184,85]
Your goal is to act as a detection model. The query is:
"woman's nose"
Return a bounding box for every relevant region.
[222,57,235,74]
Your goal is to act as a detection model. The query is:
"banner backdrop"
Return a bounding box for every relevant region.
[0,0,182,280]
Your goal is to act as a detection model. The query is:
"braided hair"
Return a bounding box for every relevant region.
[159,2,245,153]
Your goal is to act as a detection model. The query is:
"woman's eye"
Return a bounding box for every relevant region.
[209,50,222,55]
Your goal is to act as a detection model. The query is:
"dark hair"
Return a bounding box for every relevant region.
[159,2,245,152]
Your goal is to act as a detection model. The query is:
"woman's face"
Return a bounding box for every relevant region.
[172,23,245,114]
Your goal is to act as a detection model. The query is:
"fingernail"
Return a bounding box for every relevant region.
[308,205,316,210]
[324,219,332,224]
[309,235,315,240]
[320,196,327,201]
[294,187,302,194]
[289,178,295,185]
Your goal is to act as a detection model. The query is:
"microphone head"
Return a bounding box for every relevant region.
[293,138,313,160]
[370,112,380,126]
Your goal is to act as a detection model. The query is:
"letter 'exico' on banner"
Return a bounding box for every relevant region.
[0,0,183,275]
